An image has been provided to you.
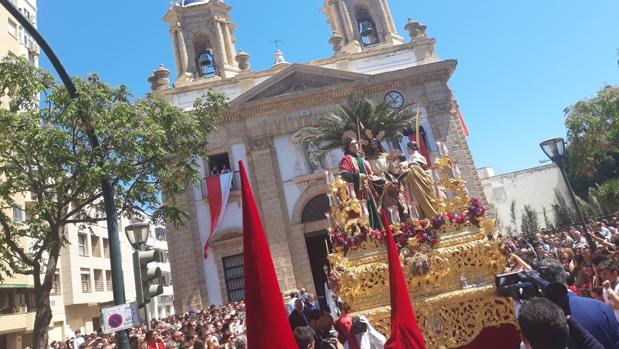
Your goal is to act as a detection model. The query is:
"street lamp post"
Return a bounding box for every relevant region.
[539,137,593,247]
[125,222,153,330]
[0,1,130,347]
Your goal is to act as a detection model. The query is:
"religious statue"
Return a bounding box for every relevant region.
[338,134,385,230]
[404,141,439,219]
[306,142,323,172]
[365,139,409,221]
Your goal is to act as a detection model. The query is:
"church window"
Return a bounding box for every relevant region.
[355,8,379,46]
[223,254,244,302]
[197,50,216,77]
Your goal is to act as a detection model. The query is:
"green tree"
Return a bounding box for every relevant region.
[552,189,576,227]
[542,207,553,230]
[521,205,540,237]
[508,200,518,234]
[564,85,619,196]
[0,54,227,348]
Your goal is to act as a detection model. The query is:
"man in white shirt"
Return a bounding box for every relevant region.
[287,290,299,315]
[72,329,85,349]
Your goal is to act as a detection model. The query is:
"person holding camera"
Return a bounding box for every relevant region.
[598,260,619,321]
[537,259,619,349]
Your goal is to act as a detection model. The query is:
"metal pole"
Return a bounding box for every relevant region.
[557,163,594,249]
[0,1,130,347]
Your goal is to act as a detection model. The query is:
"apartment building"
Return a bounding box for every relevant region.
[0,1,45,347]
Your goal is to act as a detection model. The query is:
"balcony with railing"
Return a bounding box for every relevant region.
[200,171,241,199]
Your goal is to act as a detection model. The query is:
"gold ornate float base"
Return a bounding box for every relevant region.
[356,286,516,349]
[329,226,517,348]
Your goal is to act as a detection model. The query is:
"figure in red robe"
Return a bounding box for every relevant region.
[339,135,384,229]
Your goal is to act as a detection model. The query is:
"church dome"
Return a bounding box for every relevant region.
[180,0,209,6]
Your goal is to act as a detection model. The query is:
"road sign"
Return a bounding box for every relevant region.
[101,302,140,334]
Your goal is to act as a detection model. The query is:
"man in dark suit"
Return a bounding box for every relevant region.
[538,259,619,349]
[289,298,309,330]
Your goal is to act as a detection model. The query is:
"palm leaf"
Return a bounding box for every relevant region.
[304,94,415,151]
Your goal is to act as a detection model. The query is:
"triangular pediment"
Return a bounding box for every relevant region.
[231,64,369,106]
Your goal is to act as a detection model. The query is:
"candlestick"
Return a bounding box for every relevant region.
[347,183,356,200]
[453,162,462,177]
[360,199,368,217]
[436,141,444,156]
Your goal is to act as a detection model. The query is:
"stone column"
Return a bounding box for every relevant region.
[247,136,297,291]
[213,17,229,66]
[328,0,344,40]
[222,20,236,66]
[175,23,189,76]
[379,0,397,34]
[337,0,355,43]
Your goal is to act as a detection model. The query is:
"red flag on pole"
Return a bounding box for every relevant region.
[381,211,427,349]
[239,161,297,349]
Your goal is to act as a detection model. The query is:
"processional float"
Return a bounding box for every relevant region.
[321,139,517,349]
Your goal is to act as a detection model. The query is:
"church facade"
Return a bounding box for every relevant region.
[151,0,485,313]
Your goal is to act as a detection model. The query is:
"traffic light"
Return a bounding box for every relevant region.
[133,249,164,307]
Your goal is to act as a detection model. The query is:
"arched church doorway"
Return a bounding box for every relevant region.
[301,194,332,310]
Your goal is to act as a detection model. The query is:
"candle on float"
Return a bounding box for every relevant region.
[360,199,369,217]
[453,162,462,177]
[347,183,357,200]
[436,141,444,156]
[441,142,449,156]
[393,207,401,224]
[325,169,334,185]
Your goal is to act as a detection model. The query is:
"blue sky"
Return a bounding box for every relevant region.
[38,1,618,175]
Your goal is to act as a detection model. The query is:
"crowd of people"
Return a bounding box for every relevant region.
[501,213,619,348]
[47,213,619,349]
[48,302,248,349]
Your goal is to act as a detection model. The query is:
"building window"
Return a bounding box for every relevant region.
[355,8,379,46]
[7,19,17,38]
[207,153,232,177]
[92,237,102,257]
[493,187,507,202]
[94,269,104,292]
[80,268,91,293]
[222,254,244,302]
[12,205,23,222]
[51,271,61,295]
[78,234,88,256]
[105,270,113,291]
[197,50,216,77]
[155,227,166,242]
[102,238,110,258]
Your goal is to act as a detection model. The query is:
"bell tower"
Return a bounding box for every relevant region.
[164,0,240,85]
[321,0,404,54]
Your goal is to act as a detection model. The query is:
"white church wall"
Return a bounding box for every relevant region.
[320,49,418,75]
[283,182,304,222]
[274,134,311,182]
[480,164,570,234]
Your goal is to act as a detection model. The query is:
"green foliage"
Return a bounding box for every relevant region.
[304,93,414,152]
[542,207,553,229]
[507,200,518,234]
[521,205,540,236]
[564,85,619,195]
[0,51,226,343]
[588,178,619,214]
[552,189,576,227]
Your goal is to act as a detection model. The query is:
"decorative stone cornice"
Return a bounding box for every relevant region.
[247,135,273,152]
[220,60,456,123]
